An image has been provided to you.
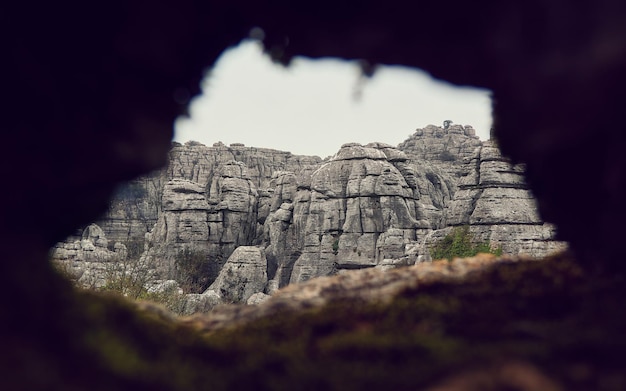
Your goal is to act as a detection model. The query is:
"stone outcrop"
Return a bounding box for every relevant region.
[398,123,483,178]
[429,140,566,257]
[167,141,322,190]
[7,3,626,389]
[180,290,223,316]
[117,140,457,297]
[274,143,439,284]
[97,173,164,246]
[51,224,127,288]
[140,163,260,286]
[207,246,268,303]
[140,179,212,279]
[184,253,515,333]
[92,142,322,253]
[54,134,566,301]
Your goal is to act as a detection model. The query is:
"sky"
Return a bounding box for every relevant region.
[174,40,492,158]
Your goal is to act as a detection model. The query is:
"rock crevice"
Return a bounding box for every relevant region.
[53,128,565,303]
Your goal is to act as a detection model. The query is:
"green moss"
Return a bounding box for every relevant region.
[430,225,503,260]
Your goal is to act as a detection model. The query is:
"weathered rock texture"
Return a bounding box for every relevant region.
[398,124,483,178]
[85,142,321,258]
[289,142,434,283]
[427,140,567,258]
[6,1,626,390]
[140,179,212,278]
[51,224,127,288]
[56,131,564,299]
[114,143,319,285]
[184,253,517,332]
[207,246,268,303]
[97,173,164,247]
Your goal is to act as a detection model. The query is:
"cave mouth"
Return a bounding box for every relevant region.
[173,39,493,158]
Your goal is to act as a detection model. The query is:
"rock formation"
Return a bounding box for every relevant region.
[51,224,127,288]
[54,130,565,301]
[97,173,164,247]
[93,141,322,248]
[127,150,306,287]
[140,179,212,279]
[398,123,483,178]
[7,2,626,389]
[288,142,433,283]
[424,140,567,258]
[207,246,268,303]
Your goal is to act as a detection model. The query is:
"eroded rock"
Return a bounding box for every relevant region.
[207,246,268,303]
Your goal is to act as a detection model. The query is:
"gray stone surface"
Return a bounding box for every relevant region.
[140,179,212,280]
[93,141,322,258]
[398,123,483,178]
[207,246,268,303]
[432,140,566,258]
[289,143,435,283]
[181,290,222,315]
[246,292,271,305]
[55,131,566,303]
[51,224,128,288]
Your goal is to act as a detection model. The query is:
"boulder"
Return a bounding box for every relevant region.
[207,246,268,303]
[181,290,223,316]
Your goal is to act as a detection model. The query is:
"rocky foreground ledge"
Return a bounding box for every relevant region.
[175,253,523,332]
[79,251,622,391]
[8,245,626,390]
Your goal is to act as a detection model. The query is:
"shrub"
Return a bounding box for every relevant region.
[137,286,187,315]
[332,239,339,255]
[430,226,502,261]
[100,257,152,300]
[174,248,212,293]
[438,150,457,162]
[100,257,187,314]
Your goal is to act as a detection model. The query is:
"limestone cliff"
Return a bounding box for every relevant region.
[427,140,567,258]
[287,143,435,284]
[53,126,565,303]
[398,123,483,178]
[95,141,321,247]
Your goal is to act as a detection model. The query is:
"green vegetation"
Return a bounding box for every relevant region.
[430,225,502,261]
[99,257,186,314]
[332,239,339,255]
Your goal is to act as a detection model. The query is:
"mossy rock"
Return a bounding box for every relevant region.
[5,252,626,390]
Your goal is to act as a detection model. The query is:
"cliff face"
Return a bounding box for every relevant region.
[428,140,567,257]
[96,142,322,246]
[398,123,483,178]
[53,126,565,303]
[286,143,436,284]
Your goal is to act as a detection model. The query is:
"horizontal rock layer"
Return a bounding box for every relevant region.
[53,127,566,307]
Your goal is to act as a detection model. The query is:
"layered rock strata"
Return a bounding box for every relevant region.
[141,161,259,284]
[51,224,128,288]
[94,142,322,250]
[288,143,434,283]
[54,132,564,304]
[182,253,514,333]
[428,140,566,257]
[398,123,483,178]
[131,141,454,292]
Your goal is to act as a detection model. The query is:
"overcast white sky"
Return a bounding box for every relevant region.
[174,40,492,158]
